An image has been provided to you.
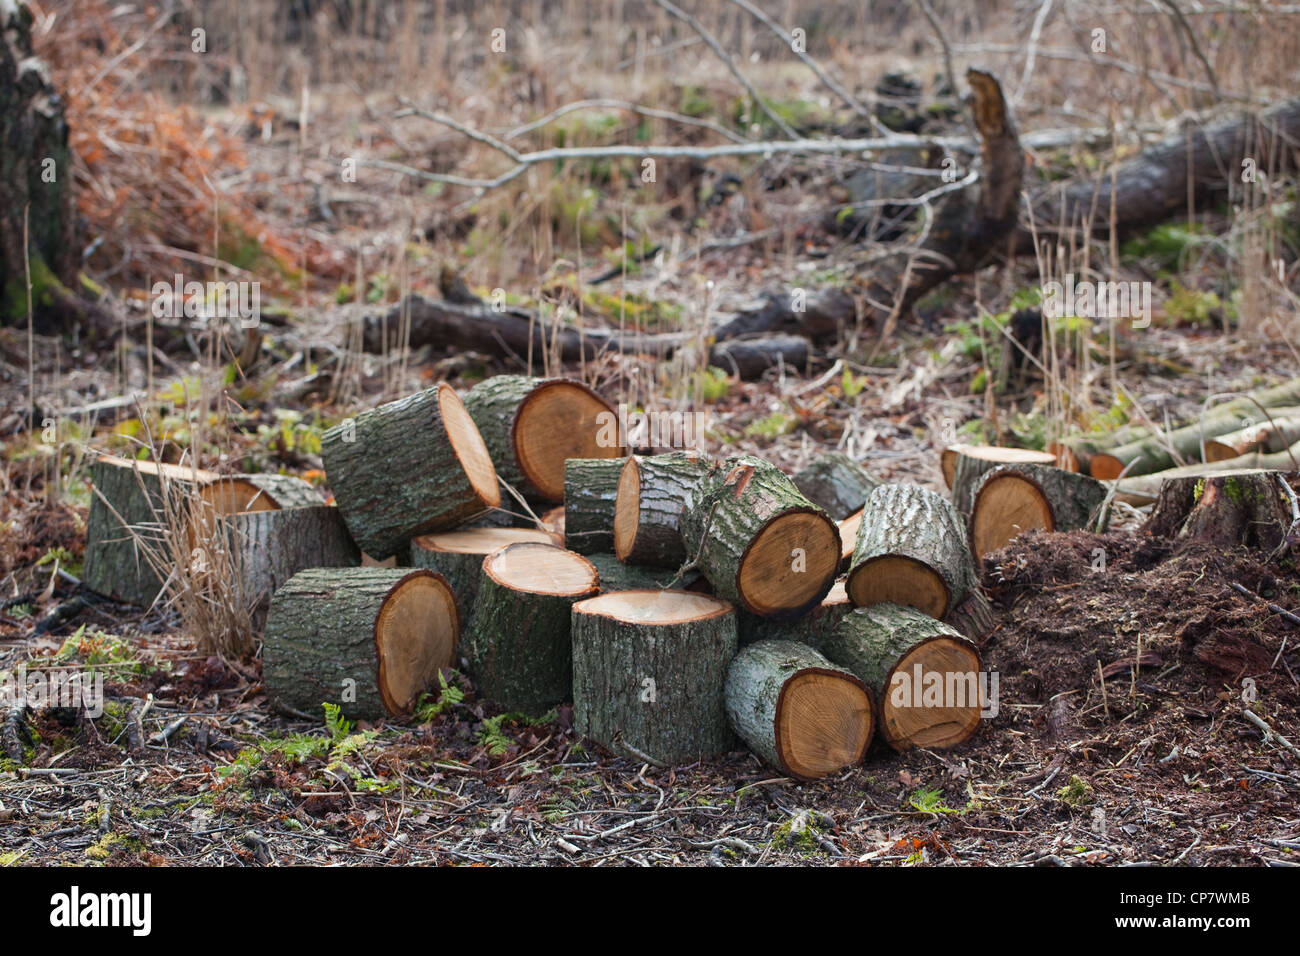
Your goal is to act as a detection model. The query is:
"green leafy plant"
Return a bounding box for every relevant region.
[909,786,959,814]
[413,671,465,722]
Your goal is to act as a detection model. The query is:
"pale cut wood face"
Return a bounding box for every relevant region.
[776,671,873,779]
[881,639,982,750]
[848,554,949,619]
[485,542,598,597]
[376,572,457,714]
[574,590,732,625]
[739,511,839,614]
[438,383,501,508]
[972,474,1053,556]
[414,526,556,554]
[514,382,620,501]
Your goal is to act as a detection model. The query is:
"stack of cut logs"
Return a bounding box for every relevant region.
[87,374,1296,778]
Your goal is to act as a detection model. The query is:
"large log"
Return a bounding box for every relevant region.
[968,463,1107,557]
[262,568,459,720]
[821,603,983,752]
[563,457,625,555]
[846,483,973,619]
[465,542,599,715]
[724,639,874,780]
[320,383,500,560]
[1143,470,1295,554]
[613,451,710,567]
[945,445,1057,516]
[463,375,622,502]
[572,590,737,765]
[679,456,840,618]
[792,453,879,520]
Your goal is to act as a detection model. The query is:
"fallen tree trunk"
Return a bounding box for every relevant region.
[613,451,710,567]
[262,568,459,720]
[1115,437,1300,502]
[969,463,1107,557]
[1089,406,1300,479]
[572,590,737,765]
[724,639,874,780]
[563,457,624,555]
[792,453,879,520]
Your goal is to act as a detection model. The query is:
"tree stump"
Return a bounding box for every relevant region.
[320,383,500,560]
[822,603,983,751]
[613,451,710,567]
[410,526,562,631]
[969,462,1106,557]
[563,457,625,554]
[792,452,879,520]
[1143,470,1295,553]
[725,639,874,779]
[679,456,840,618]
[572,590,737,765]
[263,568,459,720]
[945,445,1057,515]
[464,375,623,502]
[465,542,599,714]
[846,483,973,619]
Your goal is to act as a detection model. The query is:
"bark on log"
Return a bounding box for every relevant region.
[465,542,599,714]
[1088,407,1300,479]
[564,457,625,554]
[821,602,983,752]
[572,590,737,765]
[738,578,852,646]
[943,586,997,644]
[613,451,710,567]
[724,639,874,780]
[680,456,840,618]
[463,375,622,502]
[946,445,1058,516]
[1114,438,1300,503]
[83,457,220,606]
[199,473,324,513]
[320,383,501,559]
[263,568,459,720]
[410,526,563,632]
[1209,416,1300,460]
[1143,470,1295,554]
[792,452,879,520]
[584,551,706,593]
[969,462,1108,557]
[846,483,973,619]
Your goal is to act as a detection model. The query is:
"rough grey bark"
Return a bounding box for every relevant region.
[1143,469,1294,554]
[847,483,973,619]
[943,586,997,643]
[320,384,498,559]
[792,453,879,520]
[724,639,872,779]
[572,593,737,765]
[462,375,541,495]
[614,451,710,567]
[564,457,624,554]
[205,473,324,511]
[737,580,852,647]
[263,568,456,720]
[584,552,705,593]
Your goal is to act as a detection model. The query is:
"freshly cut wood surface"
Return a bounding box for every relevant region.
[969,463,1106,556]
[198,473,322,514]
[613,452,709,567]
[947,445,1056,515]
[838,510,861,567]
[411,526,562,629]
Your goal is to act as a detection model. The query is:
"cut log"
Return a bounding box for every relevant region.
[198,474,323,514]
[564,457,625,554]
[540,505,566,540]
[969,463,1107,557]
[572,590,737,765]
[679,456,840,618]
[262,568,458,720]
[465,542,599,714]
[792,452,879,520]
[410,526,563,632]
[320,383,500,560]
[464,375,623,502]
[946,445,1058,516]
[943,586,997,644]
[821,603,983,751]
[613,451,710,567]
[1206,416,1300,461]
[724,639,874,780]
[846,483,973,619]
[838,510,861,568]
[83,457,220,606]
[738,578,852,646]
[585,552,706,593]
[1143,470,1295,554]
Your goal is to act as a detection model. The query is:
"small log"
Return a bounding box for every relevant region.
[564,457,625,554]
[792,452,879,520]
[198,473,323,513]
[946,445,1057,515]
[410,526,563,631]
[969,462,1107,557]
[846,483,973,619]
[572,590,737,765]
[724,639,874,780]
[464,375,623,502]
[1207,416,1300,460]
[1143,469,1295,553]
[540,505,566,539]
[738,578,852,646]
[838,510,861,569]
[613,451,710,567]
[584,552,706,593]
[83,457,220,606]
[320,383,501,560]
[680,456,840,618]
[465,542,599,714]
[263,568,459,720]
[822,603,983,752]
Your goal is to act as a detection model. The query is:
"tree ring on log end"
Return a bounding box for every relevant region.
[612,456,641,561]
[437,383,501,509]
[970,472,1053,556]
[374,570,459,715]
[775,668,874,779]
[573,589,732,624]
[846,554,950,619]
[880,636,982,750]
[513,381,621,501]
[737,510,840,616]
[483,541,599,597]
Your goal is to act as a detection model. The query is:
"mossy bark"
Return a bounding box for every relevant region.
[564,457,623,554]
